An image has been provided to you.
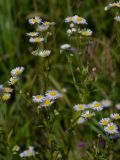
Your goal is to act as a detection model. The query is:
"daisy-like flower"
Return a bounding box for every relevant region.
[104,1,120,11]
[32,95,44,103]
[20,146,35,158]
[29,37,44,43]
[115,103,120,110]
[81,110,95,119]
[46,90,60,100]
[37,24,49,32]
[71,28,77,32]
[110,113,120,120]
[3,87,13,93]
[104,122,118,134]
[99,118,110,126]
[114,16,120,22]
[73,104,86,111]
[77,117,86,124]
[11,67,24,77]
[60,44,71,50]
[41,98,54,107]
[32,50,51,57]
[65,16,73,23]
[28,16,42,25]
[80,29,92,36]
[67,29,72,35]
[101,99,112,108]
[90,101,103,111]
[8,77,19,85]
[2,93,11,101]
[72,15,87,24]
[26,32,39,37]
[70,23,74,28]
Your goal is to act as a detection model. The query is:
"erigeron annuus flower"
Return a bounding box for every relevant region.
[11,67,24,77]
[37,24,49,31]
[45,90,60,100]
[104,1,120,11]
[32,95,44,103]
[110,113,120,120]
[8,77,19,85]
[60,44,71,50]
[80,29,92,36]
[114,16,120,22]
[90,101,103,111]
[101,99,112,108]
[2,93,11,101]
[77,117,86,124]
[41,98,54,107]
[73,104,86,111]
[20,146,35,158]
[37,50,51,57]
[27,32,39,37]
[104,122,118,134]
[29,37,44,43]
[72,15,87,24]
[3,87,13,93]
[115,103,120,110]
[29,16,42,25]
[81,110,95,119]
[99,118,110,126]
[65,16,73,23]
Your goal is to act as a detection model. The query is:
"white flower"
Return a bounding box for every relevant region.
[77,117,86,124]
[115,103,120,110]
[80,29,92,36]
[11,67,24,77]
[37,24,49,31]
[72,15,87,24]
[37,50,51,57]
[29,37,44,43]
[32,95,44,103]
[73,104,86,111]
[71,28,77,32]
[114,16,120,22]
[65,16,73,23]
[60,44,71,50]
[81,110,95,119]
[26,32,39,37]
[8,77,19,85]
[2,93,11,101]
[104,122,118,134]
[41,98,54,107]
[67,29,72,35]
[20,146,35,157]
[99,118,110,126]
[110,113,120,120]
[90,101,103,111]
[45,90,60,100]
[29,16,42,24]
[70,23,74,28]
[101,99,112,108]
[3,87,13,93]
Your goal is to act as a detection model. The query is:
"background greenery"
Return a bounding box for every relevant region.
[0,0,120,159]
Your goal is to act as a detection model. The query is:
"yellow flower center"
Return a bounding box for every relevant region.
[43,99,51,106]
[94,103,100,108]
[108,126,114,130]
[76,17,83,22]
[49,91,56,96]
[102,121,108,125]
[16,70,21,75]
[33,19,38,23]
[2,94,10,101]
[35,95,41,100]
[81,31,90,36]
[78,105,84,110]
[35,37,40,42]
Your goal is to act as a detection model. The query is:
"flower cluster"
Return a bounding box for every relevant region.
[32,89,61,108]
[65,15,92,37]
[27,16,55,57]
[0,67,24,101]
[20,146,36,158]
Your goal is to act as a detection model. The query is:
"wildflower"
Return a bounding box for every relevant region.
[8,77,19,85]
[12,145,20,152]
[70,23,74,28]
[60,44,71,50]
[72,15,87,24]
[32,95,44,103]
[26,32,39,37]
[104,122,118,134]
[115,103,120,110]
[2,93,11,101]
[46,90,60,100]
[80,29,92,36]
[71,28,77,32]
[114,16,120,22]
[73,104,86,111]
[99,118,110,126]
[110,113,120,120]
[32,50,51,57]
[3,87,13,93]
[90,101,103,111]
[77,117,86,124]
[11,67,24,77]
[43,21,55,26]
[20,146,35,157]
[65,16,73,23]
[81,110,95,119]
[29,16,42,25]
[41,98,54,107]
[29,37,44,43]
[104,1,120,11]
[101,99,112,108]
[67,29,72,35]
[37,24,49,32]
